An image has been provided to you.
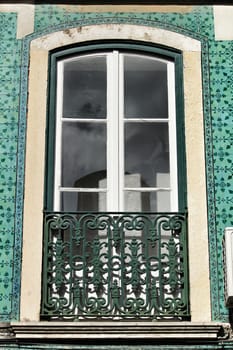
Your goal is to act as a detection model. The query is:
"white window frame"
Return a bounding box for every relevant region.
[54,50,178,212]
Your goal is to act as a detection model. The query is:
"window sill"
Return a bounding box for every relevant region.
[0,322,228,342]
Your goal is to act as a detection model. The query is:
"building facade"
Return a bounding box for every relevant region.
[0,2,232,349]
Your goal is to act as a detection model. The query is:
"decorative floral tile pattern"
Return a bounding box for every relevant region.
[0,5,232,324]
[209,41,233,320]
[0,12,19,320]
[0,13,17,39]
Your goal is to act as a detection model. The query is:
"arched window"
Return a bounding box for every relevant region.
[40,43,189,321]
[45,43,186,214]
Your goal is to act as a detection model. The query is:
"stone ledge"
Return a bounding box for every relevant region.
[6,322,230,341]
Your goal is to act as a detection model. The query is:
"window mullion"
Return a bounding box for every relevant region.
[167,61,178,212]
[107,51,120,211]
[53,61,63,211]
[118,53,124,212]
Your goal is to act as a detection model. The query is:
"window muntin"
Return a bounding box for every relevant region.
[53,50,179,213]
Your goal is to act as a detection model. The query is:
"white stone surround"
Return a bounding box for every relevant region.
[0,322,229,342]
[21,24,210,327]
[214,6,233,40]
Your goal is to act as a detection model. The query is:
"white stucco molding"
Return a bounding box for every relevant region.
[21,24,209,324]
[0,4,34,39]
[224,227,233,307]
[31,24,201,52]
[9,322,230,341]
[214,6,233,40]
[59,5,193,13]
[0,321,230,342]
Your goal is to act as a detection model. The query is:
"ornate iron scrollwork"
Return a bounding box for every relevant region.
[41,212,189,320]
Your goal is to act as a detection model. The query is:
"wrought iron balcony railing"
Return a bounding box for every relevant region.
[41,212,189,321]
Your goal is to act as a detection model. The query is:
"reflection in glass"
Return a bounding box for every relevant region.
[62,122,106,187]
[63,56,107,118]
[124,123,170,188]
[124,190,170,212]
[61,192,106,212]
[124,55,168,118]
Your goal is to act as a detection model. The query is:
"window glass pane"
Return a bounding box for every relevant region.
[124,191,170,212]
[124,55,168,119]
[150,191,171,212]
[124,123,170,188]
[63,56,107,118]
[61,192,106,211]
[62,122,106,187]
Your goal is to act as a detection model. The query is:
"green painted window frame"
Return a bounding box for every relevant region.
[44,40,187,212]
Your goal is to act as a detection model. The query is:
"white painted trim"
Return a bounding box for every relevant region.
[56,50,175,211]
[60,187,107,192]
[124,187,171,191]
[124,118,168,122]
[0,4,34,39]
[119,53,125,211]
[53,61,63,211]
[62,118,106,122]
[107,51,119,211]
[224,227,233,307]
[167,61,178,212]
[0,321,229,341]
[214,6,233,40]
[31,25,201,52]
[9,322,229,341]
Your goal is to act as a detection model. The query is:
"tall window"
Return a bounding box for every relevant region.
[42,42,189,320]
[46,43,186,213]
